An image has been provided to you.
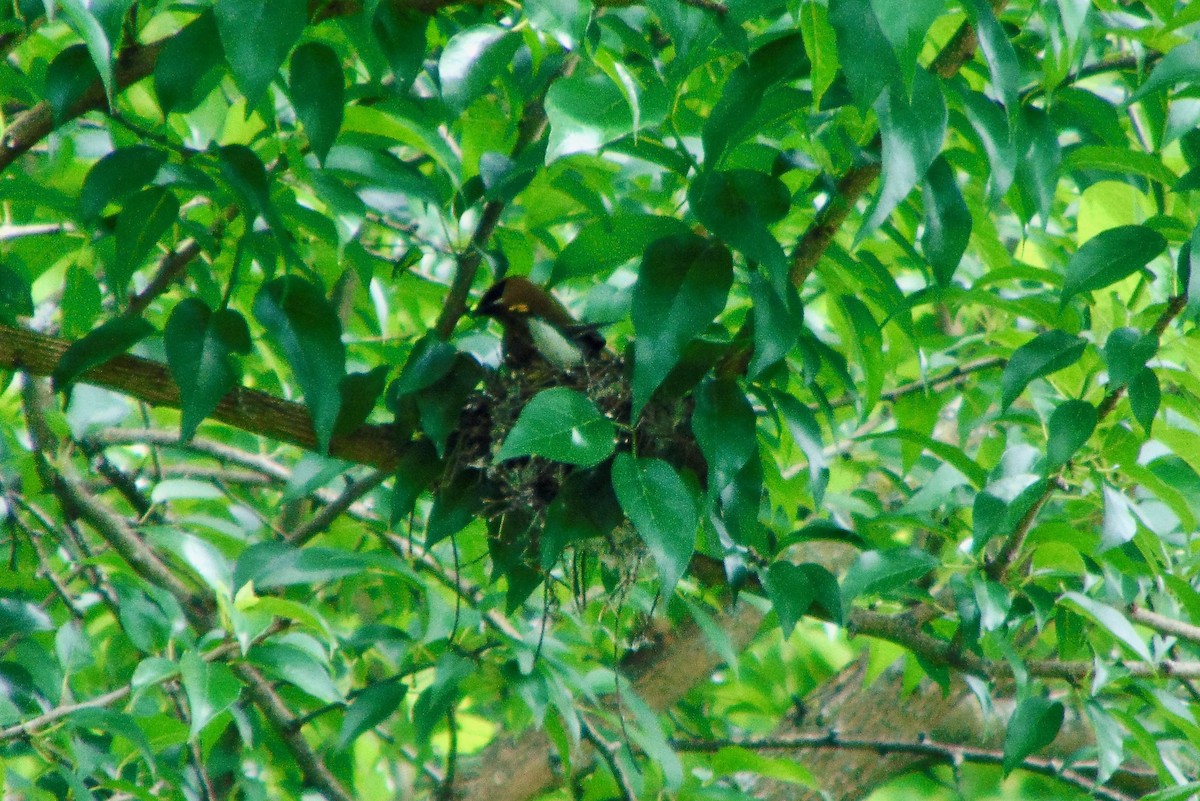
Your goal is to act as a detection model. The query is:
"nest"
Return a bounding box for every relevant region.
[445,352,705,598]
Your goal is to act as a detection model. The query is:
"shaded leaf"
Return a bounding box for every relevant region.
[841,548,937,604]
[215,0,306,104]
[289,42,344,164]
[921,155,971,285]
[860,66,947,238]
[112,187,180,294]
[1060,592,1152,662]
[1000,330,1086,409]
[53,316,155,392]
[1061,225,1167,305]
[631,234,733,416]
[692,378,756,493]
[1044,400,1096,471]
[253,277,346,453]
[1103,327,1157,388]
[688,169,790,281]
[165,299,251,441]
[338,681,407,749]
[1003,696,1064,775]
[80,146,166,222]
[612,454,698,597]
[1129,367,1160,433]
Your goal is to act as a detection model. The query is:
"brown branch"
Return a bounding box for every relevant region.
[1130,605,1200,647]
[673,734,1138,801]
[233,664,355,801]
[456,604,765,801]
[288,468,391,545]
[0,322,408,469]
[88,428,293,480]
[127,205,240,316]
[21,378,204,617]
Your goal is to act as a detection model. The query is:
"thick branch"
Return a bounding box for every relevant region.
[0,322,407,469]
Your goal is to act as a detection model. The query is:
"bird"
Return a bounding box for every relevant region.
[473,276,606,370]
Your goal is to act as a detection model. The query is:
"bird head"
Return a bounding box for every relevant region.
[474,276,605,368]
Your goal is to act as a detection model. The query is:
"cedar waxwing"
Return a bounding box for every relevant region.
[474,276,605,369]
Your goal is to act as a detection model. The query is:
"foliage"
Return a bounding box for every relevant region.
[1,0,1200,800]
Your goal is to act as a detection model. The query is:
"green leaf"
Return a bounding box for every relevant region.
[253,276,346,453]
[68,708,154,770]
[389,335,457,397]
[631,234,733,416]
[1084,701,1123,785]
[1127,40,1200,105]
[413,652,473,745]
[80,146,166,222]
[764,562,814,637]
[218,144,272,217]
[837,295,883,419]
[963,0,1019,112]
[155,10,223,114]
[52,316,155,392]
[234,542,412,590]
[748,274,802,378]
[372,5,427,90]
[688,169,790,280]
[999,330,1087,409]
[496,388,616,467]
[1100,483,1137,552]
[0,264,34,323]
[860,66,947,238]
[1060,225,1167,305]
[165,299,251,441]
[427,470,487,546]
[180,650,241,738]
[1010,107,1061,224]
[439,25,520,113]
[112,187,180,295]
[1103,327,1157,388]
[214,0,307,104]
[1060,592,1152,662]
[712,746,815,786]
[692,379,756,493]
[828,0,901,108]
[873,0,942,95]
[1062,145,1178,186]
[57,0,130,105]
[1044,400,1096,471]
[45,45,100,124]
[612,454,698,597]
[840,548,938,605]
[1128,367,1160,433]
[1003,696,1064,775]
[773,392,828,504]
[921,155,971,285]
[702,32,809,165]
[799,2,837,107]
[338,681,407,749]
[390,440,441,525]
[289,43,344,165]
[553,214,691,282]
[545,69,668,161]
[250,641,342,703]
[541,465,622,569]
[525,0,590,47]
[334,366,389,437]
[961,90,1016,203]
